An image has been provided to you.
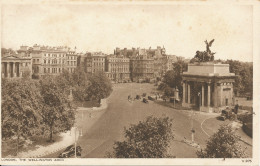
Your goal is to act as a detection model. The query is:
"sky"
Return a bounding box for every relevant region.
[1,3,253,61]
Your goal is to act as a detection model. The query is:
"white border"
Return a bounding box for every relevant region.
[0,0,259,165]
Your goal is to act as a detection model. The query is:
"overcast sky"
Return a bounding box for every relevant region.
[1,4,253,61]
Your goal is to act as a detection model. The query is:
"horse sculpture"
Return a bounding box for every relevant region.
[193,39,216,62]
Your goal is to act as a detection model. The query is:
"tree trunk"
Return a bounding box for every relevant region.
[16,131,19,156]
[49,125,53,142]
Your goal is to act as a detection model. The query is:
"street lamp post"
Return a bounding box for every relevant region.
[74,127,83,158]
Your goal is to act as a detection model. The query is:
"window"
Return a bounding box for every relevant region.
[33,59,36,63]
[44,60,46,64]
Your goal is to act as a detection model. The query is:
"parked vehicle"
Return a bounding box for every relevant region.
[58,145,82,158]
[142,93,147,97]
[136,95,141,100]
[148,96,155,101]
[143,98,149,103]
[218,107,233,121]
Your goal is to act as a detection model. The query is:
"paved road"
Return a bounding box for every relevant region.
[77,83,213,158]
[45,83,217,158]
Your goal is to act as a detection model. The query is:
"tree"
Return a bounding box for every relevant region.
[87,72,112,102]
[1,79,42,154]
[197,124,245,158]
[163,60,187,98]
[164,86,174,97]
[225,60,253,97]
[109,116,174,158]
[157,82,168,91]
[39,76,75,142]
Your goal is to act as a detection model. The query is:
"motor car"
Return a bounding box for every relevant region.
[218,115,226,121]
[136,95,141,100]
[143,98,149,103]
[148,96,155,101]
[58,145,82,158]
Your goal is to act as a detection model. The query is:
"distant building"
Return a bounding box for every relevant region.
[105,55,130,82]
[84,52,106,73]
[66,51,77,73]
[154,55,177,78]
[31,44,71,77]
[114,46,175,81]
[130,50,154,82]
[1,48,32,79]
[114,46,165,58]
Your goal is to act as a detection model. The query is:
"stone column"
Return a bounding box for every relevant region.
[188,82,191,104]
[182,82,186,103]
[1,62,5,78]
[219,83,223,106]
[7,62,10,78]
[207,83,211,107]
[18,63,21,77]
[214,83,218,107]
[13,62,16,77]
[201,84,204,106]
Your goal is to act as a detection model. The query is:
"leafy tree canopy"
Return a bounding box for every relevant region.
[87,72,113,102]
[39,76,75,141]
[1,79,42,140]
[197,124,245,158]
[109,116,174,158]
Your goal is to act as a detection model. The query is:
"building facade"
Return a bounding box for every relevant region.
[182,62,236,113]
[85,52,106,74]
[66,51,78,73]
[1,53,32,79]
[130,50,154,82]
[105,55,130,82]
[20,44,78,77]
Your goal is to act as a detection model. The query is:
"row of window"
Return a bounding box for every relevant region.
[93,58,105,61]
[67,56,77,60]
[93,68,104,72]
[110,68,129,73]
[43,67,75,73]
[33,59,40,63]
[44,67,63,73]
[108,59,129,63]
[44,53,66,58]
[67,61,77,66]
[93,63,104,66]
[44,59,65,64]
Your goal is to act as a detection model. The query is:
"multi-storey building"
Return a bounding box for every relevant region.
[105,55,130,82]
[115,46,170,81]
[115,46,165,59]
[66,51,77,73]
[23,44,78,77]
[85,52,106,74]
[31,45,69,76]
[130,50,154,82]
[1,47,32,79]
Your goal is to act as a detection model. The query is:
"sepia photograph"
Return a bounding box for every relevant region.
[0,0,259,165]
